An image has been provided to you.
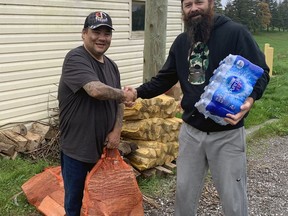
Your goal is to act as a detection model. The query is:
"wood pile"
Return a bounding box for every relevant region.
[0,94,183,176]
[0,122,59,160]
[124,94,178,120]
[121,94,182,171]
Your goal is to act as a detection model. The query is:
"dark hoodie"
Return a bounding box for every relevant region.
[136,15,270,132]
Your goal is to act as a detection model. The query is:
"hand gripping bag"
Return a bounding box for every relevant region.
[81,148,144,216]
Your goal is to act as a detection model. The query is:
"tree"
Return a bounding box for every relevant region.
[225,0,258,31]
[257,2,272,30]
[278,0,288,31]
[281,0,288,31]
[223,0,286,32]
[224,1,236,20]
[214,0,224,14]
[246,0,259,32]
[267,0,280,30]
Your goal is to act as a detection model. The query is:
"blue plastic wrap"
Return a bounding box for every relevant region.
[195,54,264,125]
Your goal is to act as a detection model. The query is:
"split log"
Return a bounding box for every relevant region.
[1,130,28,152]
[0,142,16,157]
[118,140,138,156]
[0,131,15,145]
[122,117,181,142]
[127,155,158,171]
[24,131,42,151]
[44,126,59,140]
[124,95,177,120]
[118,142,131,156]
[124,140,179,171]
[122,118,163,141]
[25,131,42,143]
[38,195,65,216]
[164,118,182,131]
[12,124,27,136]
[30,123,50,140]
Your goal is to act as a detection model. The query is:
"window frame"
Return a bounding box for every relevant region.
[130,0,146,39]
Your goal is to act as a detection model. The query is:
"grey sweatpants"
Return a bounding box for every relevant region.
[175,122,248,216]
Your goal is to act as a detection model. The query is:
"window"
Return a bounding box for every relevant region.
[131,0,145,38]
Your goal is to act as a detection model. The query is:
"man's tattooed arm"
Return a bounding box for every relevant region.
[105,103,124,149]
[83,81,125,101]
[115,103,124,129]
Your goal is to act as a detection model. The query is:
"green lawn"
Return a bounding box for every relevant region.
[0,158,51,215]
[245,31,288,132]
[254,31,288,76]
[1,31,288,215]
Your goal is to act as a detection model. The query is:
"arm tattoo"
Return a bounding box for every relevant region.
[83,81,124,101]
[115,104,124,129]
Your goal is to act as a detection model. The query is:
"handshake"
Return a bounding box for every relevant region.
[121,86,137,107]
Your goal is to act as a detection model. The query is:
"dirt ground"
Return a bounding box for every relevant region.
[143,135,288,216]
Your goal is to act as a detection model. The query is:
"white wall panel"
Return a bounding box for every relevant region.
[0,0,183,126]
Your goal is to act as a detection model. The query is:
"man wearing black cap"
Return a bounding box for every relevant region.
[125,0,270,215]
[58,11,135,215]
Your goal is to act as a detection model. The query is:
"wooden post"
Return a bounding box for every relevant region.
[264,43,274,77]
[143,0,168,83]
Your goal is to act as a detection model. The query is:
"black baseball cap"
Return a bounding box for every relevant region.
[84,11,114,30]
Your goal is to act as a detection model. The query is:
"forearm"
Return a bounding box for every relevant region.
[105,104,124,149]
[113,103,124,132]
[83,81,125,101]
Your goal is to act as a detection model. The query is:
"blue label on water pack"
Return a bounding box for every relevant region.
[226,76,244,93]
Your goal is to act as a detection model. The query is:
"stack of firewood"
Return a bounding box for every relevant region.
[121,94,182,171]
[0,94,183,173]
[0,122,58,160]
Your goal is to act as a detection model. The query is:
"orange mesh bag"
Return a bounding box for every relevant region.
[21,166,65,216]
[81,148,144,216]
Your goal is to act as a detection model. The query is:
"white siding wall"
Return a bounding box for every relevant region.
[0,0,183,126]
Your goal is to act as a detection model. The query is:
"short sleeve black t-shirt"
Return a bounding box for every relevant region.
[58,46,121,163]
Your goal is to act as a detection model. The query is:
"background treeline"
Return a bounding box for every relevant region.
[214,0,288,32]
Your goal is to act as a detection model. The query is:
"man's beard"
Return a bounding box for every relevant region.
[183,8,214,47]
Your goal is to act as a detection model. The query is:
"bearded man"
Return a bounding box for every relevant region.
[125,0,270,215]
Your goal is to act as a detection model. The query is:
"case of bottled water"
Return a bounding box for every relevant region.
[195,54,264,125]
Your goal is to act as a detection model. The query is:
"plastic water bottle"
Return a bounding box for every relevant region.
[195,54,264,125]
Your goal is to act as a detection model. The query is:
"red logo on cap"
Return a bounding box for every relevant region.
[95,12,108,23]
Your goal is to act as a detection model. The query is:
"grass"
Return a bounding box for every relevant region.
[244,31,288,132]
[1,31,288,215]
[0,158,52,215]
[138,174,176,198]
[245,70,288,129]
[253,31,288,76]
